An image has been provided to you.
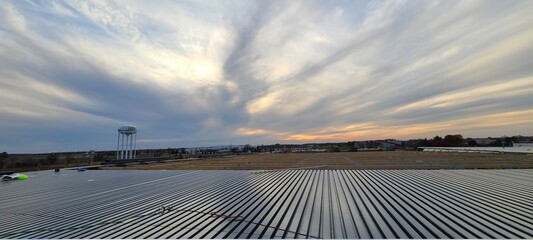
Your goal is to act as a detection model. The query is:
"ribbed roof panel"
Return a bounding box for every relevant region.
[0,169,531,239]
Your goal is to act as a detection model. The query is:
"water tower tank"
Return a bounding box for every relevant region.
[118,125,137,135]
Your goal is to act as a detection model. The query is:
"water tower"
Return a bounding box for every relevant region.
[117,125,137,160]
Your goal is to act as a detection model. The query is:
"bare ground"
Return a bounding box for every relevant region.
[100,151,533,170]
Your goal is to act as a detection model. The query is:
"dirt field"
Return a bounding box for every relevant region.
[101,151,533,170]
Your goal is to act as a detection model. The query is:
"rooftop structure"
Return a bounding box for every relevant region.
[420,146,533,154]
[1,169,531,238]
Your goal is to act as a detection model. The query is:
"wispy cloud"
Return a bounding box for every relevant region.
[1,0,532,152]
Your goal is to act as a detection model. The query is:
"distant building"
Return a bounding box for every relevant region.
[354,139,403,150]
[473,138,497,145]
[376,140,403,150]
[513,142,533,148]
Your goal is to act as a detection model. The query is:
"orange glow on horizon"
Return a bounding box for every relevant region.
[237,109,533,141]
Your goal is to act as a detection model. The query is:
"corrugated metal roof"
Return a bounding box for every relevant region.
[421,146,533,153]
[0,169,532,239]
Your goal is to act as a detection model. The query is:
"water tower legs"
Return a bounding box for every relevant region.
[117,126,137,160]
[134,134,137,159]
[121,134,125,159]
[116,132,120,160]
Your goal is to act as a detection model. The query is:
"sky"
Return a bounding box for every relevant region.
[1,0,533,153]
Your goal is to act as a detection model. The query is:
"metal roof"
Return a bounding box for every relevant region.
[420,146,533,154]
[0,169,532,239]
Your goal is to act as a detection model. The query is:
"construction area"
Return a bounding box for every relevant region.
[102,151,533,170]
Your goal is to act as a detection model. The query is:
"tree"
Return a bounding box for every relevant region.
[417,139,430,147]
[65,154,75,166]
[467,139,478,147]
[504,137,515,147]
[46,153,58,165]
[328,147,340,152]
[489,139,503,147]
[243,144,253,153]
[444,134,464,147]
[430,136,448,147]
[0,152,8,170]
[433,136,443,142]
[230,147,239,154]
[93,153,105,162]
[349,147,358,152]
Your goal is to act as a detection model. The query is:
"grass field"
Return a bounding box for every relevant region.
[101,151,533,170]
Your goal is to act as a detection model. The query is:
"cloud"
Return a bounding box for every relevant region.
[0,0,532,152]
[236,128,272,136]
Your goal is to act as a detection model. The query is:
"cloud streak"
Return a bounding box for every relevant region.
[1,0,532,153]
